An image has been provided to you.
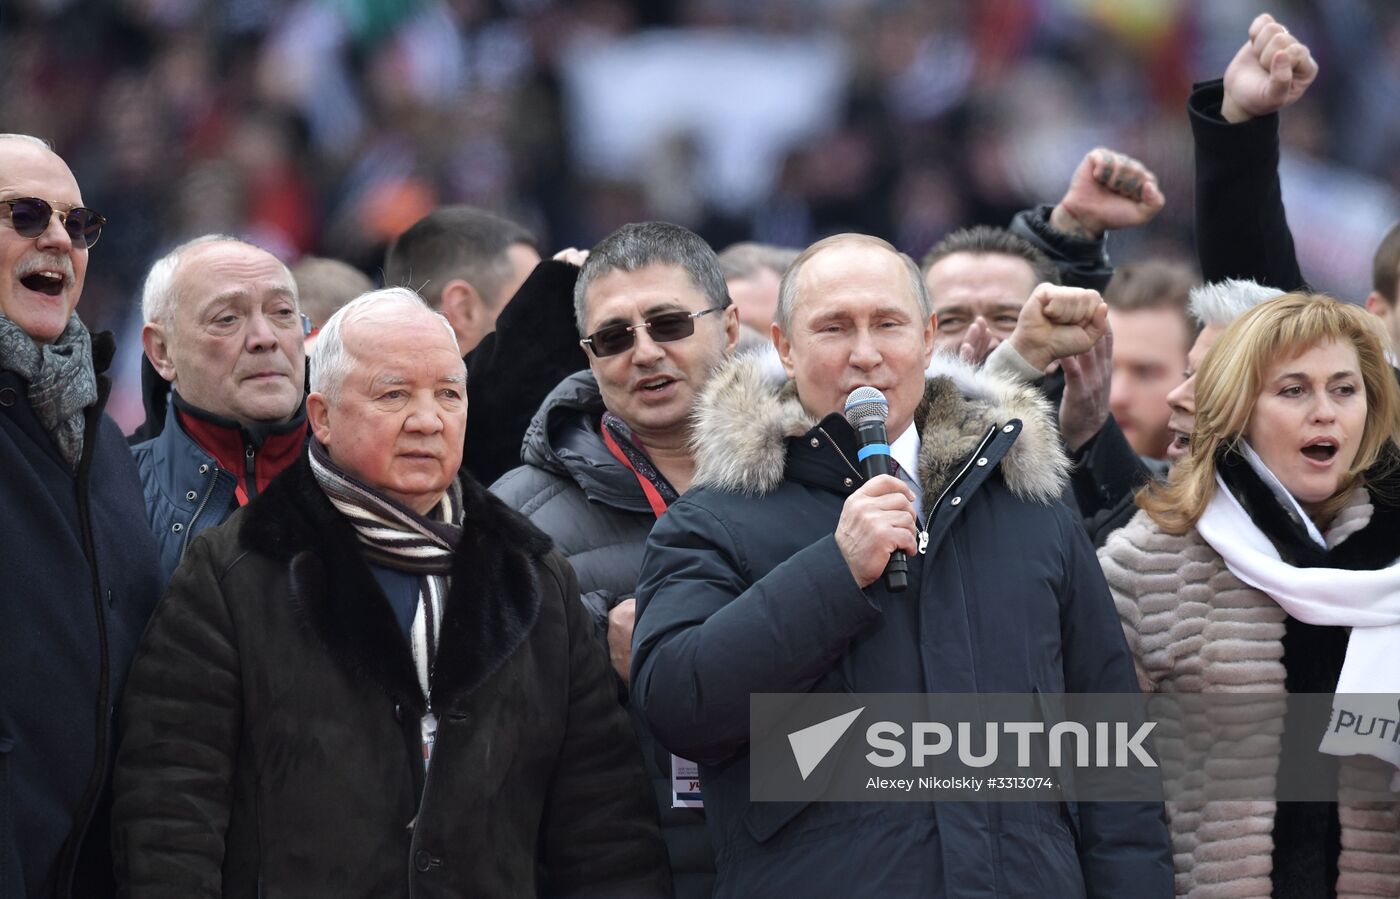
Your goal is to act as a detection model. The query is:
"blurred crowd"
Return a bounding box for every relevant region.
[10,0,1400,893]
[5,0,1400,430]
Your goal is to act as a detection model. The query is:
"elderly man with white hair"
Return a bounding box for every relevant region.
[113,288,670,897]
[131,234,309,584]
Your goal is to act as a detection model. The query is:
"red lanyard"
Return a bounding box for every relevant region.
[601,425,669,519]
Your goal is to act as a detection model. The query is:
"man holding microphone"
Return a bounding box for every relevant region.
[630,233,1171,898]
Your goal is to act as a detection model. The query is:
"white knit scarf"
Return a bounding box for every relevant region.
[1197,471,1400,771]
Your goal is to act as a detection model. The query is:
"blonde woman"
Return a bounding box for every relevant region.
[1099,293,1400,897]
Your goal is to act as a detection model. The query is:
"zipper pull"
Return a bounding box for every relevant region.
[917,530,929,555]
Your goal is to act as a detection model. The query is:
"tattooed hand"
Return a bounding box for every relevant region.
[1049,148,1165,240]
[1221,13,1317,123]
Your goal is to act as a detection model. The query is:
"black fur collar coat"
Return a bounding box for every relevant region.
[111,451,670,898]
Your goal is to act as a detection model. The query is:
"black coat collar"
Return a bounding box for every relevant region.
[241,451,554,714]
[1219,445,1400,570]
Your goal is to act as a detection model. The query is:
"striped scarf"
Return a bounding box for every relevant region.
[308,439,463,702]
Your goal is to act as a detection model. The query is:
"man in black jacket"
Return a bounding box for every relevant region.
[631,233,1172,898]
[0,133,163,898]
[493,222,740,899]
[113,287,669,897]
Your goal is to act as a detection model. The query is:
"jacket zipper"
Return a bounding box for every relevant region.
[817,422,999,554]
[180,466,219,561]
[918,424,998,554]
[815,426,864,482]
[244,444,258,502]
[407,698,438,898]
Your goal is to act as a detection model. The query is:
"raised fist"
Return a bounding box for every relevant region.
[1049,148,1165,240]
[1007,284,1109,373]
[1221,13,1317,123]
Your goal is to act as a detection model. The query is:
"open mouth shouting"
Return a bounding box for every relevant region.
[21,271,65,295]
[1299,436,1340,466]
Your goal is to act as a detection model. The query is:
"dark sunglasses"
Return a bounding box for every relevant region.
[581,306,724,358]
[1,197,106,249]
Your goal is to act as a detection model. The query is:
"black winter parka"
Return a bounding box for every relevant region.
[631,355,1173,899]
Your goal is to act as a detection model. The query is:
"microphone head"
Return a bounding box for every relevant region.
[844,386,889,428]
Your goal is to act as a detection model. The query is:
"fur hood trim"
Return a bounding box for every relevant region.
[691,350,1069,502]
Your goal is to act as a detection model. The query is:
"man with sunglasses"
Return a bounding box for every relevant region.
[0,134,163,898]
[130,236,311,585]
[493,221,739,899]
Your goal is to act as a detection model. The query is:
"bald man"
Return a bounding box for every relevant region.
[0,134,162,898]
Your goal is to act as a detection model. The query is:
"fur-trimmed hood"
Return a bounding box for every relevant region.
[691,351,1069,503]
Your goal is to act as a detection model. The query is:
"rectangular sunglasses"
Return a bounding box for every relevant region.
[1,197,106,249]
[581,306,723,357]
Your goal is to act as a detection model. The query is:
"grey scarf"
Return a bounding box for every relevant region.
[0,313,97,469]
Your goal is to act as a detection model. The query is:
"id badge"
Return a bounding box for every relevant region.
[421,711,438,771]
[671,754,703,808]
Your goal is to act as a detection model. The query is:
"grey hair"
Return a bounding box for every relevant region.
[1187,278,1283,329]
[0,133,54,151]
[776,233,932,333]
[141,234,298,326]
[573,221,730,335]
[310,287,459,404]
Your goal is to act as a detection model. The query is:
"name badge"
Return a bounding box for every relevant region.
[671,754,703,808]
[421,711,438,771]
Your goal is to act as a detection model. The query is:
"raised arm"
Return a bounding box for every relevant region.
[1011,147,1165,293]
[1191,13,1316,290]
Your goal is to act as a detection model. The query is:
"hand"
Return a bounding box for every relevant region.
[1221,13,1317,123]
[607,597,636,685]
[552,247,590,267]
[1049,148,1165,240]
[958,317,994,365]
[1007,284,1109,373]
[1059,327,1113,453]
[836,475,919,589]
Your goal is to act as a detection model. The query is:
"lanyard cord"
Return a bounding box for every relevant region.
[600,424,670,519]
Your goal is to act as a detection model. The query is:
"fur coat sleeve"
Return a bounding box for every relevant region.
[112,533,241,897]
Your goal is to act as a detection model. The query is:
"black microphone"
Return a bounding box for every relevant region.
[844,386,908,593]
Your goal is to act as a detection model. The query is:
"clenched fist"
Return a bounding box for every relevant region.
[1007,284,1109,373]
[1221,13,1317,124]
[1049,148,1165,240]
[836,475,919,589]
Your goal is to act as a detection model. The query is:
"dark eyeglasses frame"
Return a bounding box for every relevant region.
[580,306,725,358]
[0,196,106,249]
